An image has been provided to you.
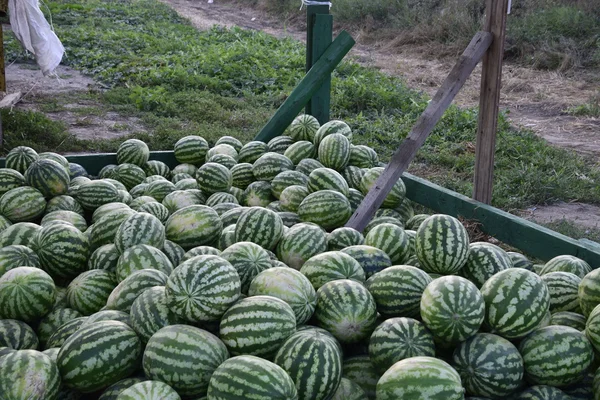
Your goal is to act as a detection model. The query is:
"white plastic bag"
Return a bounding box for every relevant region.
[9,0,65,76]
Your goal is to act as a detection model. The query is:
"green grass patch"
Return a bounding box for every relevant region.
[565,92,600,117]
[3,0,600,212]
[541,220,600,245]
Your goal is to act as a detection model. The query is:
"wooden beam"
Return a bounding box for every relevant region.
[473,0,510,204]
[306,13,333,124]
[254,31,354,143]
[345,31,493,232]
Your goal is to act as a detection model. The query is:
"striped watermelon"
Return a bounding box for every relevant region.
[99,377,147,400]
[297,190,351,231]
[313,120,352,146]
[318,133,351,171]
[252,152,295,182]
[0,186,46,222]
[239,141,269,164]
[174,178,198,190]
[330,377,367,400]
[314,279,377,344]
[5,146,38,174]
[113,163,146,190]
[129,183,148,198]
[129,286,181,342]
[327,227,364,251]
[274,329,342,400]
[364,216,404,234]
[104,178,129,192]
[137,202,169,223]
[359,167,405,208]
[83,310,131,327]
[0,267,55,323]
[143,324,229,397]
[38,152,68,168]
[279,185,310,213]
[165,205,222,250]
[117,139,149,166]
[208,153,237,169]
[45,317,87,348]
[268,136,294,154]
[24,158,70,198]
[75,180,120,211]
[342,355,380,400]
[289,114,320,142]
[172,163,198,177]
[276,223,327,270]
[461,242,512,288]
[307,167,349,196]
[0,319,39,349]
[348,145,378,168]
[365,265,432,318]
[166,255,241,322]
[480,268,550,339]
[216,135,243,151]
[0,222,41,249]
[414,214,470,274]
[45,195,84,216]
[267,200,283,212]
[182,246,221,261]
[114,212,165,254]
[369,317,435,374]
[116,244,173,282]
[295,158,324,175]
[145,180,176,202]
[116,381,180,400]
[341,166,365,190]
[162,190,204,214]
[0,215,10,234]
[57,321,142,392]
[248,267,317,325]
[507,251,534,271]
[394,197,415,223]
[374,208,404,220]
[339,245,392,278]
[420,275,485,344]
[98,165,117,179]
[162,239,184,266]
[541,271,581,313]
[376,356,464,400]
[106,269,168,312]
[207,144,238,161]
[0,350,60,399]
[144,160,171,178]
[89,208,136,251]
[212,202,241,216]
[540,255,591,278]
[452,333,524,397]
[299,250,364,291]
[520,325,593,386]
[206,192,238,207]
[550,311,586,331]
[67,270,117,315]
[0,244,40,276]
[579,269,600,317]
[174,135,209,166]
[36,307,82,348]
[271,170,309,198]
[585,303,600,352]
[220,241,272,293]
[41,210,87,232]
[235,207,284,250]
[242,181,275,207]
[220,207,247,227]
[219,295,297,357]
[37,223,90,280]
[364,223,411,264]
[513,385,571,399]
[284,141,316,165]
[346,188,364,213]
[93,202,131,220]
[196,162,232,195]
[207,355,298,399]
[230,163,255,189]
[406,213,430,230]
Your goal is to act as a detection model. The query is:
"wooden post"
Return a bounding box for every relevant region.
[473,0,510,204]
[305,3,332,124]
[254,31,354,143]
[345,32,492,232]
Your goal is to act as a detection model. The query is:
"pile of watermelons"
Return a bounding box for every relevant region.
[0,114,599,400]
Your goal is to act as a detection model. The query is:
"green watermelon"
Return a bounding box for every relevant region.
[289,114,320,142]
[540,255,591,278]
[0,319,39,349]
[507,251,534,271]
[172,163,198,177]
[36,307,83,348]
[276,223,327,270]
[174,135,209,166]
[230,163,255,189]
[137,202,170,223]
[196,162,232,195]
[99,377,147,400]
[206,192,238,207]
[511,385,571,399]
[45,195,84,216]
[98,165,117,179]
[37,222,90,280]
[348,145,378,168]
[271,170,309,198]
[252,152,295,182]
[339,245,392,278]
[284,140,316,165]
[313,120,352,146]
[38,152,68,168]
[295,158,324,175]
[238,141,269,164]
[83,310,131,327]
[0,215,10,234]
[541,271,581,313]
[174,178,199,190]
[45,317,87,348]
[208,153,237,169]
[88,208,136,251]
[579,268,600,317]
[550,311,586,331]
[0,186,46,222]
[117,139,149,167]
[114,212,165,254]
[116,244,173,282]
[300,251,365,290]
[327,227,364,251]
[220,241,272,294]
[279,185,309,213]
[406,213,430,230]
[359,167,405,208]
[0,350,60,399]
[342,355,380,400]
[307,167,349,196]
[162,190,204,214]
[341,166,365,190]
[267,136,294,154]
[0,222,41,248]
[106,269,169,312]
[41,210,87,232]
[116,381,180,400]
[234,207,284,250]
[129,286,181,342]
[461,242,512,288]
[0,266,55,323]
[5,146,38,174]
[144,160,171,178]
[207,144,238,161]
[75,180,120,211]
[0,244,40,276]
[145,180,176,203]
[24,158,70,198]
[67,270,117,315]
[330,377,367,400]
[113,163,146,191]
[242,181,275,207]
[318,133,351,171]
[165,205,222,250]
[297,190,351,231]
[364,223,410,264]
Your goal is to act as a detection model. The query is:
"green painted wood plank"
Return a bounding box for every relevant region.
[305,4,330,72]
[402,172,600,266]
[306,13,332,124]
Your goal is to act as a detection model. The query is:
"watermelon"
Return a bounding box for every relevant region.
[215,136,242,151]
[0,319,39,349]
[512,385,571,399]
[129,286,181,342]
[129,183,148,198]
[162,239,184,266]
[452,333,524,397]
[220,241,272,293]
[172,163,198,177]
[89,208,136,251]
[365,265,432,318]
[242,181,275,207]
[341,166,365,190]
[238,141,269,164]
[279,185,309,213]
[91,202,130,222]
[300,251,365,290]
[579,268,600,317]
[541,271,581,313]
[348,145,378,168]
[520,325,593,386]
[276,223,327,270]
[420,275,485,344]
[364,216,404,234]
[0,266,55,323]
[284,140,316,165]
[116,244,173,281]
[508,251,535,271]
[297,190,351,231]
[364,223,410,264]
[0,222,41,249]
[0,186,46,222]
[359,167,405,208]
[162,190,204,214]
[98,164,117,179]
[274,329,342,400]
[206,192,239,208]
[37,152,68,168]
[314,120,352,145]
[144,160,171,178]
[252,152,295,182]
[174,178,198,190]
[295,158,324,175]
[83,310,131,327]
[234,207,284,250]
[330,377,367,400]
[314,279,377,344]
[271,170,309,198]
[23,158,69,198]
[307,167,349,196]
[196,162,232,195]
[116,381,180,400]
[208,154,237,169]
[219,295,296,357]
[220,207,247,227]
[406,213,430,230]
[248,267,317,325]
[376,356,464,400]
[36,308,83,347]
[0,244,40,276]
[318,133,351,171]
[289,114,320,142]
[114,212,165,254]
[207,144,238,161]
[145,180,176,203]
[45,317,87,349]
[5,146,38,174]
[207,355,298,400]
[137,202,170,223]
[182,246,221,261]
[480,268,550,339]
[339,245,392,278]
[166,255,241,322]
[57,321,142,392]
[174,135,209,166]
[540,255,591,278]
[75,180,120,211]
[461,242,512,288]
[0,215,10,234]
[267,136,294,154]
[143,324,229,397]
[414,214,470,274]
[230,163,255,189]
[117,139,149,166]
[550,311,586,331]
[113,163,146,190]
[106,269,169,312]
[129,195,157,211]
[45,195,84,217]
[67,270,117,315]
[99,377,147,400]
[165,205,222,250]
[346,188,364,212]
[0,350,60,399]
[369,317,435,374]
[327,227,364,251]
[37,223,90,280]
[41,210,87,232]
[342,355,380,400]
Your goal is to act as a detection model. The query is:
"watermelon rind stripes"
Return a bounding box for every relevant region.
[174,135,209,166]
[252,152,295,182]
[0,244,40,277]
[461,241,512,288]
[5,146,39,174]
[234,206,284,250]
[289,114,320,142]
[82,310,131,327]
[541,271,581,313]
[116,381,181,400]
[284,140,316,165]
[0,319,39,350]
[0,222,41,249]
[330,377,367,400]
[0,186,46,222]
[66,269,117,315]
[129,286,182,342]
[359,167,405,208]
[88,244,120,273]
[300,251,365,290]
[196,162,232,195]
[318,133,351,171]
[238,141,268,164]
[339,245,392,278]
[36,307,83,348]
[45,317,88,349]
[364,223,411,265]
[579,268,600,317]
[297,190,351,231]
[307,167,349,196]
[114,212,165,254]
[165,205,222,250]
[550,311,586,331]
[313,120,352,146]
[106,269,169,312]
[75,180,121,211]
[116,244,173,282]
[242,181,275,207]
[540,254,591,278]
[24,158,70,198]
[220,241,273,294]
[327,227,364,251]
[276,223,327,270]
[295,158,324,175]
[342,355,380,400]
[348,145,378,168]
[116,139,150,167]
[0,266,56,323]
[99,377,147,400]
[267,136,294,154]
[0,350,60,400]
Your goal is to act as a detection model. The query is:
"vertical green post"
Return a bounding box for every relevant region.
[305,2,332,124]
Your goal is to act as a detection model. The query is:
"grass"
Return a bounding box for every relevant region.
[541,220,600,244]
[565,92,600,117]
[2,0,600,215]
